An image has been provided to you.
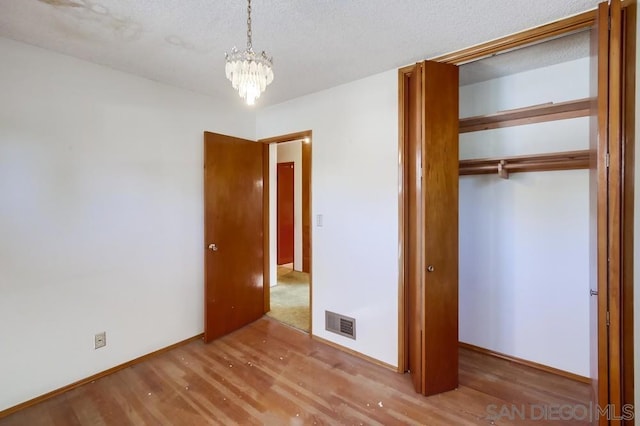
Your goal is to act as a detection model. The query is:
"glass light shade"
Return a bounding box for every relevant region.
[225,47,274,105]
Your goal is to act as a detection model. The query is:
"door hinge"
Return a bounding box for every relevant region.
[606,311,610,327]
[419,164,423,179]
[605,153,610,168]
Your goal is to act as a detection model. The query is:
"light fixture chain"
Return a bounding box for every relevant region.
[246,0,252,50]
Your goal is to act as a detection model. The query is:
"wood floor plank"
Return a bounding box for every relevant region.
[0,317,591,425]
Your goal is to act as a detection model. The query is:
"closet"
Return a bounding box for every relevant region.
[399,0,635,417]
[457,31,592,381]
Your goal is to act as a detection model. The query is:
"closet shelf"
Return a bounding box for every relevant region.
[459,149,590,179]
[459,98,594,133]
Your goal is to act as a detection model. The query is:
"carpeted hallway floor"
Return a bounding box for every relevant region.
[267,267,310,332]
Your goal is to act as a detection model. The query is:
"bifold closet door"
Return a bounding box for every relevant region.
[404,60,459,396]
[590,0,634,421]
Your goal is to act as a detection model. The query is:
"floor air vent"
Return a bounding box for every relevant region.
[325,311,356,339]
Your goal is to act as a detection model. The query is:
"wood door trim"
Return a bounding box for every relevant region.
[397,67,407,373]
[459,342,591,384]
[262,143,271,312]
[260,131,311,144]
[0,334,204,419]
[593,4,611,418]
[431,10,596,65]
[621,1,636,416]
[302,142,311,273]
[607,1,624,416]
[258,131,313,334]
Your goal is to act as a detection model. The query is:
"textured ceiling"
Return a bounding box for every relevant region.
[0,0,600,107]
[459,30,591,86]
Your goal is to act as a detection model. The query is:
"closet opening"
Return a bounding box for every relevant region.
[398,1,635,418]
[457,28,592,388]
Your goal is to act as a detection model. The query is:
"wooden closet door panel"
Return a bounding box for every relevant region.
[405,63,425,394]
[589,2,609,417]
[401,60,459,397]
[422,60,459,395]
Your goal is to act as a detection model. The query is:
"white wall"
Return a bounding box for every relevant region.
[0,37,254,411]
[276,141,303,271]
[257,70,399,366]
[459,58,591,377]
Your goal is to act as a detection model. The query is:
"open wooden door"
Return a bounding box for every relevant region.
[590,0,634,422]
[204,132,265,343]
[277,162,295,265]
[620,2,636,420]
[403,62,424,393]
[589,2,610,419]
[401,60,459,396]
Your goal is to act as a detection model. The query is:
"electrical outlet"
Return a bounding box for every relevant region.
[94,332,106,349]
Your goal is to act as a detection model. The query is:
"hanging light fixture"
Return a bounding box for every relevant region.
[225,0,274,106]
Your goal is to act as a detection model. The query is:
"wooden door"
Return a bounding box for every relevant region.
[403,60,459,396]
[404,62,424,393]
[204,132,265,343]
[620,3,636,418]
[590,0,628,422]
[277,162,295,265]
[589,2,609,418]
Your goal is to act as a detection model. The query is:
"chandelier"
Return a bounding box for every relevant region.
[225,0,274,105]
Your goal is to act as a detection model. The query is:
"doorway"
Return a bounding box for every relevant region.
[261,131,312,333]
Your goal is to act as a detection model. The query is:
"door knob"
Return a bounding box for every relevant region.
[208,243,218,251]
[427,265,434,272]
[590,289,598,296]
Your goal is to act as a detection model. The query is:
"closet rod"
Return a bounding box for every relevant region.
[459,149,590,179]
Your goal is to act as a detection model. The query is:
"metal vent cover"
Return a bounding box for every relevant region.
[325,310,356,340]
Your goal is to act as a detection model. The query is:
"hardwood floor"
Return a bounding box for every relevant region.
[1,317,590,425]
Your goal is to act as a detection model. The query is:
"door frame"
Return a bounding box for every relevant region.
[397,3,635,413]
[621,1,636,416]
[259,131,313,325]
